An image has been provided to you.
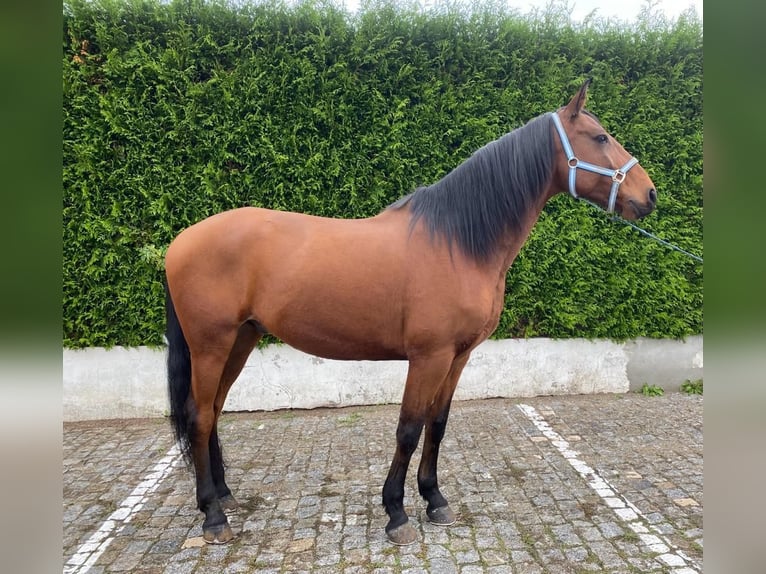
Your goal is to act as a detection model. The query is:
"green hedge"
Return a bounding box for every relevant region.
[63,0,703,348]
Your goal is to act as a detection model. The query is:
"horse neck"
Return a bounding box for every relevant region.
[491,185,558,274]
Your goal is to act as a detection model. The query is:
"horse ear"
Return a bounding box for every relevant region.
[565,78,592,119]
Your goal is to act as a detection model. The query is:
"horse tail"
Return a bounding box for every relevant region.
[165,280,193,463]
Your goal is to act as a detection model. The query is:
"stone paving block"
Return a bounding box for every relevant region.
[515,562,544,574]
[427,557,457,573]
[453,548,480,564]
[509,549,534,563]
[598,520,625,539]
[479,548,508,566]
[64,394,703,573]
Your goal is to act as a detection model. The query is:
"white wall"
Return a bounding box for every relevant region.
[63,336,703,421]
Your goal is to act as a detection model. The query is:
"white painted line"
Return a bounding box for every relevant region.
[64,445,182,574]
[516,404,700,574]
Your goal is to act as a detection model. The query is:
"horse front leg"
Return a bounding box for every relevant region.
[417,353,471,527]
[382,413,426,545]
[417,404,455,525]
[382,353,454,545]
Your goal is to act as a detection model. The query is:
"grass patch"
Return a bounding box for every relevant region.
[579,499,599,520]
[690,540,703,554]
[681,379,703,395]
[585,547,603,566]
[517,524,542,562]
[337,412,363,426]
[638,383,664,396]
[318,485,341,498]
[381,545,399,556]
[620,530,641,543]
[507,464,526,481]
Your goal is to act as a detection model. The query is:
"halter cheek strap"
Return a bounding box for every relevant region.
[550,112,639,214]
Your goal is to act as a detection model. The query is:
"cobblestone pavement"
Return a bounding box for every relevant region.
[63,393,703,573]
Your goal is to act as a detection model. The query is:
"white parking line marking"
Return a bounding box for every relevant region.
[517,404,700,574]
[64,445,182,574]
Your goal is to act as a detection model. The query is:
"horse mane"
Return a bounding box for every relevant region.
[388,112,555,261]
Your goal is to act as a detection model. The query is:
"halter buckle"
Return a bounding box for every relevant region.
[612,170,626,184]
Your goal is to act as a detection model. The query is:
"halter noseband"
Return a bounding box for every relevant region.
[551,112,639,214]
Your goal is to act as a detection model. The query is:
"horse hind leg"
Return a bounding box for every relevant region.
[208,426,236,513]
[185,347,234,544]
[209,321,264,516]
[188,322,264,544]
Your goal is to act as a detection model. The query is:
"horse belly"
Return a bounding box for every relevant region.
[260,278,407,361]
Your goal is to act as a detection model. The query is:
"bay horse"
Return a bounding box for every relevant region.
[164,80,657,545]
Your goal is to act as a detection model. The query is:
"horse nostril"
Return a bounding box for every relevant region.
[648,188,657,205]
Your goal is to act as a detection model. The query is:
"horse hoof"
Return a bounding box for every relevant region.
[427,505,457,526]
[203,523,235,544]
[386,522,419,546]
[219,494,239,513]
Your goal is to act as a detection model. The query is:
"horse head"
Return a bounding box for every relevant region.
[552,79,657,220]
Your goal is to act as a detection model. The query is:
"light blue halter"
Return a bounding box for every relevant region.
[550,112,639,214]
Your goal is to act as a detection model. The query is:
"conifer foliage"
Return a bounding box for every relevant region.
[63,0,703,347]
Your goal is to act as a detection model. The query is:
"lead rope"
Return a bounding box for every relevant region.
[578,197,703,263]
[607,213,704,264]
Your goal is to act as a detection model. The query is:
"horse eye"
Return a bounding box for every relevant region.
[595,134,608,144]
